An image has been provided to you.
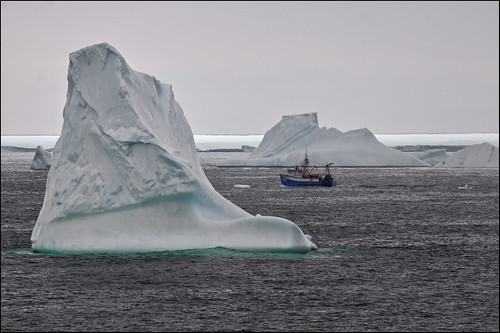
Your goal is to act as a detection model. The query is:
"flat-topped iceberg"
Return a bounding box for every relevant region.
[218,113,430,167]
[31,43,316,254]
[30,145,52,170]
[434,142,499,168]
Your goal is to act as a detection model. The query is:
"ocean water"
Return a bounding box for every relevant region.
[1,151,499,331]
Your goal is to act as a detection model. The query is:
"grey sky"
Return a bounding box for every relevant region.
[1,1,498,135]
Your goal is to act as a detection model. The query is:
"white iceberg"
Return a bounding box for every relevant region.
[434,142,499,168]
[31,43,316,254]
[412,149,449,166]
[30,145,52,170]
[217,113,430,167]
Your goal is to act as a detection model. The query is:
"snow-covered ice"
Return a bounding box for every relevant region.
[31,43,316,254]
[30,145,52,170]
[217,113,430,167]
[434,143,499,168]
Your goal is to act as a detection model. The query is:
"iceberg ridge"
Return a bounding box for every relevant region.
[219,112,430,167]
[434,142,499,168]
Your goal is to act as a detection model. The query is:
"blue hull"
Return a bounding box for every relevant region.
[280,176,336,187]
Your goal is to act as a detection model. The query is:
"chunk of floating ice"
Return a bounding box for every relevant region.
[217,113,431,167]
[31,43,317,254]
[435,143,499,168]
[459,184,472,190]
[31,145,52,170]
[234,184,251,188]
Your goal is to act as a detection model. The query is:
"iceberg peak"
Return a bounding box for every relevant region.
[281,112,318,126]
[251,113,320,158]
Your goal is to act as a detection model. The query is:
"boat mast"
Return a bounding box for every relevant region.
[303,146,309,177]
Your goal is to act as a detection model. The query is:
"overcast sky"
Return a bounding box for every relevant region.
[1,1,498,135]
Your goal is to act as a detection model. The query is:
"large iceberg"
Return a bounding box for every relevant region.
[412,149,449,166]
[218,113,430,167]
[30,145,52,170]
[31,43,316,254]
[434,142,499,168]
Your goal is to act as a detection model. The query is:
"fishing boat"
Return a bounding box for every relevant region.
[279,152,336,187]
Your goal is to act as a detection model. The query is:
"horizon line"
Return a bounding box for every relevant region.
[1,132,499,137]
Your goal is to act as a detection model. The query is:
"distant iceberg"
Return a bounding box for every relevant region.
[434,142,499,168]
[31,43,316,254]
[412,149,449,166]
[218,113,430,167]
[30,145,52,170]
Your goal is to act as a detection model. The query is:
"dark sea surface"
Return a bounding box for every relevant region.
[1,151,499,332]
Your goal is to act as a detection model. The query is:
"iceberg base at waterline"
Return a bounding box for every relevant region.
[32,197,316,254]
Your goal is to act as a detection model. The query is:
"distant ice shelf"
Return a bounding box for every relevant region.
[2,133,498,151]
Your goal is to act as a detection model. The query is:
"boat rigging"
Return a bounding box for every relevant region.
[279,152,336,187]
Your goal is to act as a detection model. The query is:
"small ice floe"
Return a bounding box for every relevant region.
[234,184,251,188]
[31,145,52,170]
[459,184,472,190]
